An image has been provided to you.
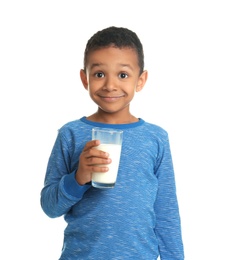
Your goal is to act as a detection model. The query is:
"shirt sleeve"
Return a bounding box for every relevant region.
[40,130,91,218]
[154,134,184,260]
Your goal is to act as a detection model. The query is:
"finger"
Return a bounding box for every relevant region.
[90,165,109,173]
[84,147,109,159]
[83,140,100,152]
[87,156,111,166]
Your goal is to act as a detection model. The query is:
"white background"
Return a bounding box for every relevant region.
[1,1,232,259]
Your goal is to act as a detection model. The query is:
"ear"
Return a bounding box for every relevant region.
[80,69,88,90]
[136,70,148,92]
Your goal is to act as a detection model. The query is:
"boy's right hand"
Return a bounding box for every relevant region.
[75,140,111,186]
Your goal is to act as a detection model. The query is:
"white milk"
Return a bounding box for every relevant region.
[92,144,122,184]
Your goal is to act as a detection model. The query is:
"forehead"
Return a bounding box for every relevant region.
[86,46,139,68]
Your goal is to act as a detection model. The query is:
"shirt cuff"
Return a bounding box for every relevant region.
[63,171,91,198]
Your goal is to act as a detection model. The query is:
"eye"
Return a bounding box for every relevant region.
[119,72,128,79]
[95,72,105,78]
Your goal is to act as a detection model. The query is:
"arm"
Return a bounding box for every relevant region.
[40,131,91,218]
[40,129,111,218]
[154,134,184,260]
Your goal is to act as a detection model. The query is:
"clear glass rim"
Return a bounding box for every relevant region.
[92,127,123,134]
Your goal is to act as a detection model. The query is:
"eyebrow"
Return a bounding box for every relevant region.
[90,63,134,71]
[90,63,103,70]
[120,64,134,71]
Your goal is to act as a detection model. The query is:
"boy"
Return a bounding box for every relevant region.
[41,26,184,259]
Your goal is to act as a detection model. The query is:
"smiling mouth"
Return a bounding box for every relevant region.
[98,94,124,102]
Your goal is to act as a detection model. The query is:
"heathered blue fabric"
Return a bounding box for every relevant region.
[41,117,184,260]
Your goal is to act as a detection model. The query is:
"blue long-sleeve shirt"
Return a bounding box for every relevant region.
[40,117,184,259]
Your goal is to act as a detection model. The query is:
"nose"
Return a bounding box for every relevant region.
[103,76,117,91]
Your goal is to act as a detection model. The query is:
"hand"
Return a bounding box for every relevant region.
[75,140,111,185]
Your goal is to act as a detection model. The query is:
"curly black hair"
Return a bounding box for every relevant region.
[83,26,144,74]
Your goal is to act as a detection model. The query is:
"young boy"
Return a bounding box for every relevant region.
[40,26,184,259]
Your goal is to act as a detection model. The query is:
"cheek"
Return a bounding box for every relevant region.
[87,83,98,96]
[89,79,104,91]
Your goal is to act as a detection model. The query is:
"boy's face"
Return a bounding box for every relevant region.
[80,46,147,116]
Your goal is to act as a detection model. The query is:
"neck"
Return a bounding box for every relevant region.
[87,111,138,124]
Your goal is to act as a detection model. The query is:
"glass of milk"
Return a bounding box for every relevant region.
[91,127,123,188]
